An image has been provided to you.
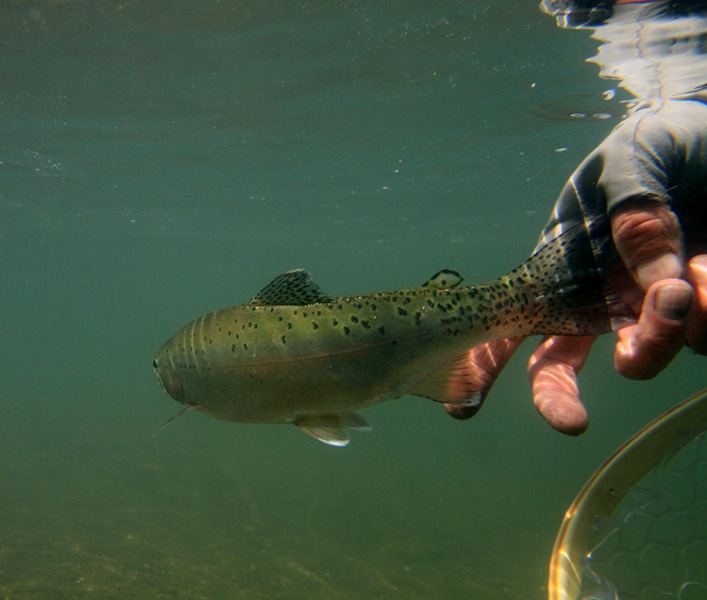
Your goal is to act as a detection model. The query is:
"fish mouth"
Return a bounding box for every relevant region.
[153,356,186,402]
[152,357,166,393]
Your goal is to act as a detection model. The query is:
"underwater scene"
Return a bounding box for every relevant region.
[1,1,705,599]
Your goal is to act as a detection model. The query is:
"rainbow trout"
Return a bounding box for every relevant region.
[153,221,630,446]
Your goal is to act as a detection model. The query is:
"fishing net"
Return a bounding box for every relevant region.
[549,389,707,600]
[582,432,707,600]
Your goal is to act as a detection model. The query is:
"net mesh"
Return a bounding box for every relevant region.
[582,433,707,600]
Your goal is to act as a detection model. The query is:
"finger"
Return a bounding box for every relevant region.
[614,279,693,379]
[611,202,685,290]
[527,335,596,436]
[686,255,707,354]
[444,337,523,420]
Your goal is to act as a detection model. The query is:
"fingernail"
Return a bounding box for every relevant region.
[654,284,692,321]
[636,252,683,290]
[693,255,707,273]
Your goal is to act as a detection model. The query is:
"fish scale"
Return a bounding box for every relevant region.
[153,219,634,446]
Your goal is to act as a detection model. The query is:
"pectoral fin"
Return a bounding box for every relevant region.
[295,412,372,447]
[410,352,482,408]
[153,404,201,437]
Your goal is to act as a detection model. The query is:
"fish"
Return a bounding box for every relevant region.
[153,219,632,446]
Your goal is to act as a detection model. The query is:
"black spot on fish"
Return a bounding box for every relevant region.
[312,322,318,330]
[281,335,287,344]
[287,323,293,330]
[343,326,350,335]
[350,316,358,323]
[278,316,283,322]
[378,326,386,335]
[331,318,338,326]
[361,320,370,329]
[243,343,248,350]
[397,307,407,316]
[231,344,236,353]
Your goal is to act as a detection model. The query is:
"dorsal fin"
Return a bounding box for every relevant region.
[249,269,332,306]
[422,269,463,289]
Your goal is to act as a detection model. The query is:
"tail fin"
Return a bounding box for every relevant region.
[509,216,635,336]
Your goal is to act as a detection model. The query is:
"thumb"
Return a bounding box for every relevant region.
[615,279,693,379]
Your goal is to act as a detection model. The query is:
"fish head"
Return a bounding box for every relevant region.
[152,355,186,404]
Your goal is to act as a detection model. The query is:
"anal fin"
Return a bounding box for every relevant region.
[295,412,372,447]
[410,352,482,408]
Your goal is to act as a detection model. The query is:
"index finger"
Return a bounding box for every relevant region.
[611,201,685,290]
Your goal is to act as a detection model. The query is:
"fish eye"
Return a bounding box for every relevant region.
[152,358,159,370]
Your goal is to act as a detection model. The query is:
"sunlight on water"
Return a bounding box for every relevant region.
[0,2,704,599]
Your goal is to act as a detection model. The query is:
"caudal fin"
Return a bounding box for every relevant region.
[509,216,636,337]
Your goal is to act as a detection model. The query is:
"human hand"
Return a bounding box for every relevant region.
[445,202,707,435]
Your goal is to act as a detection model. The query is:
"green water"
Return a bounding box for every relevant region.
[0,2,704,599]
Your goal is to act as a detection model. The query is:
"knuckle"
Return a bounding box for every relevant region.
[612,204,683,260]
